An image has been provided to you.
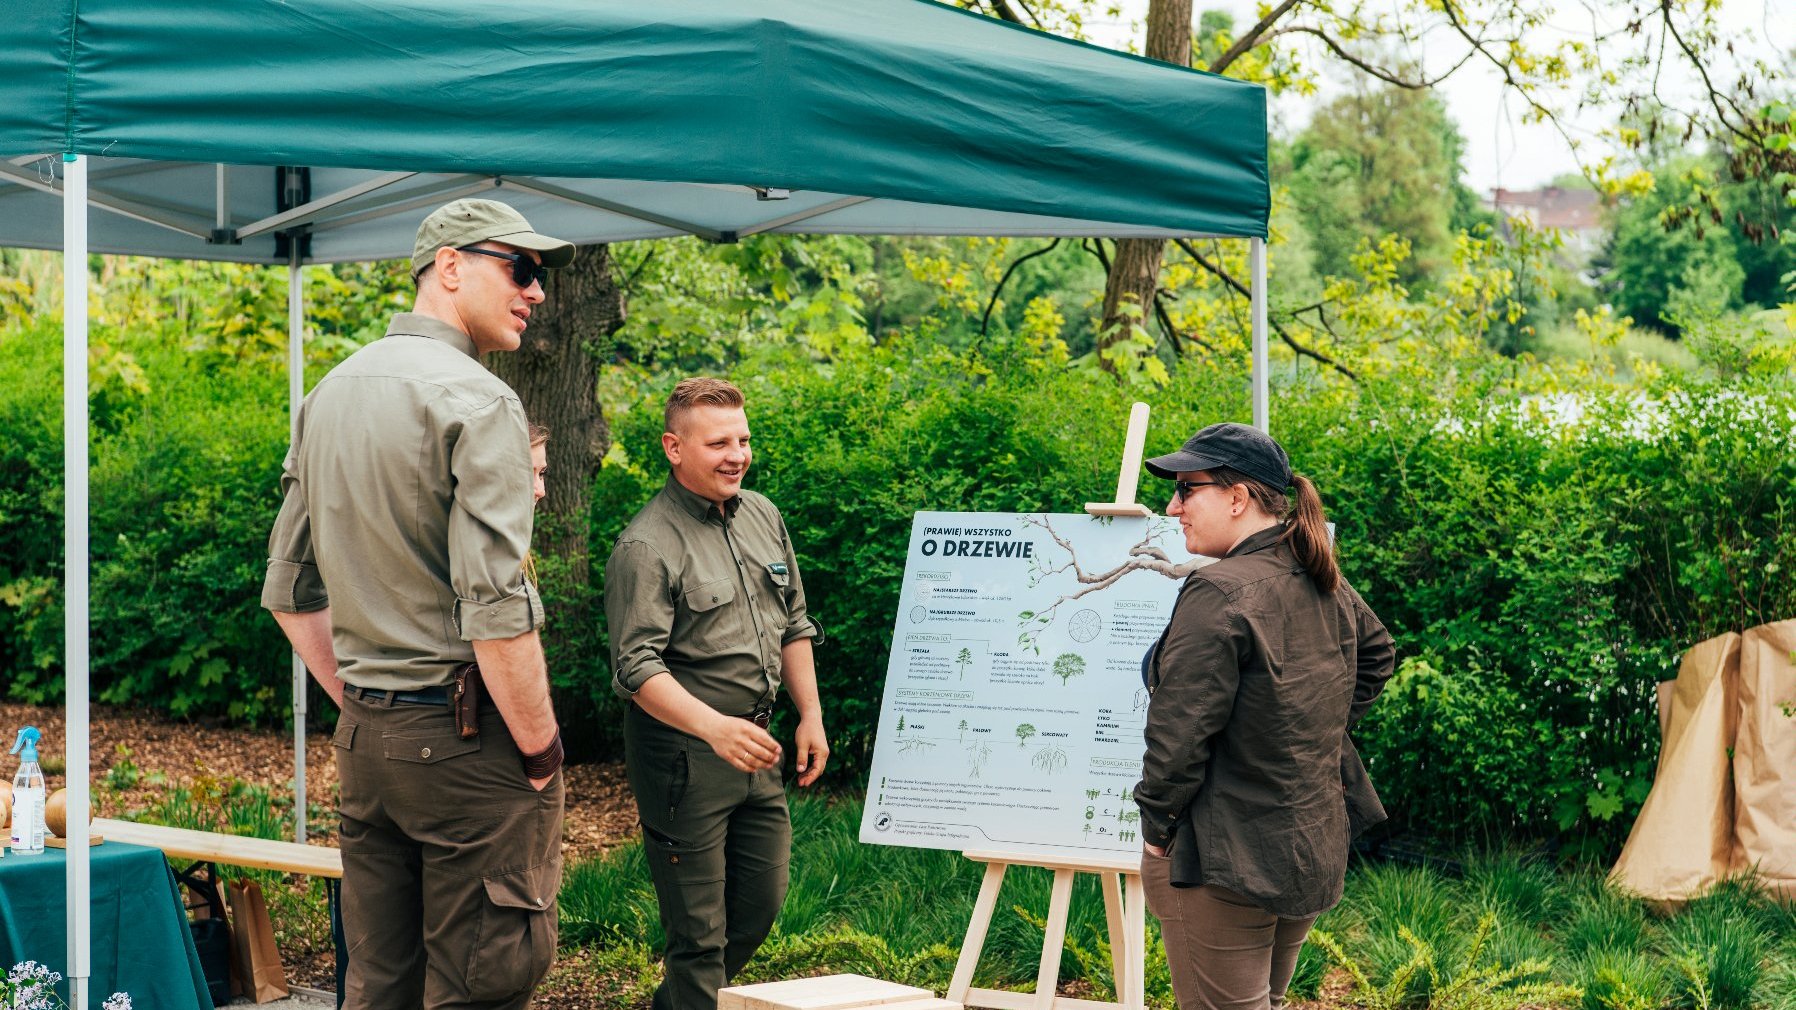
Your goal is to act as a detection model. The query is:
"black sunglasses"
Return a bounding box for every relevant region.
[1172,479,1226,502]
[458,246,549,290]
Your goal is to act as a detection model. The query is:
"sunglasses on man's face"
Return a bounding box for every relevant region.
[458,246,550,290]
[1172,479,1226,502]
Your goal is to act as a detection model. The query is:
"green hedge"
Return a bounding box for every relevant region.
[5,317,1794,845]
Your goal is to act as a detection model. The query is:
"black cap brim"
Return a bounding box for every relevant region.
[1144,449,1229,480]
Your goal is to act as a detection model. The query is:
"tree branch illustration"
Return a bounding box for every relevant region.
[1016,515,1205,651]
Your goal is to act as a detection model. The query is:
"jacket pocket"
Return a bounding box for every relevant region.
[468,858,561,1000]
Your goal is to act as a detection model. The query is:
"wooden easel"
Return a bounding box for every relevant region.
[1083,402,1154,519]
[948,404,1159,1010]
[947,849,1146,1010]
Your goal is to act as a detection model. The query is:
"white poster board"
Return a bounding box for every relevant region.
[859,511,1211,859]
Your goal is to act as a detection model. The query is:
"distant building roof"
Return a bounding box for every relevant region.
[1489,186,1604,231]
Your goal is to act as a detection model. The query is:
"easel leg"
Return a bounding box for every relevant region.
[1100,871,1128,1004]
[1034,869,1076,1010]
[950,861,1009,1004]
[1124,873,1147,1010]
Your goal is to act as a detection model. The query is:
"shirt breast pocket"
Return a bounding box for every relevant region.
[682,577,741,653]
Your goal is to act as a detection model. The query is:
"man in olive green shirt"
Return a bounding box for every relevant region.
[263,199,572,1010]
[605,377,828,1010]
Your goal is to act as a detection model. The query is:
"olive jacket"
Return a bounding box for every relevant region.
[1134,525,1395,918]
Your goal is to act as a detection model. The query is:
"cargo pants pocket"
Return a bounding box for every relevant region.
[466,858,561,1001]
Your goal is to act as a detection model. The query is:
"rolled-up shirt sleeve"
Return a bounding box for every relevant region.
[1134,579,1247,849]
[448,395,542,642]
[605,538,676,697]
[778,515,822,645]
[261,448,328,613]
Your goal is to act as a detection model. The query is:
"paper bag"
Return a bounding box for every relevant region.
[1611,632,1740,903]
[227,878,291,1003]
[1733,619,1796,901]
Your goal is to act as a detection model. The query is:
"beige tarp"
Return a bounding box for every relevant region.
[1611,633,1741,901]
[1613,621,1796,903]
[1734,620,1796,900]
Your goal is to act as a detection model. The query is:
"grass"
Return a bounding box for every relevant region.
[124,779,1796,1009]
[557,795,1796,1010]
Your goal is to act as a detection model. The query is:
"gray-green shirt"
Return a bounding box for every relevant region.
[261,312,543,689]
[605,477,819,714]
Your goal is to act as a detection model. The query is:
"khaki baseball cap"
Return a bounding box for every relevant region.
[411,198,575,278]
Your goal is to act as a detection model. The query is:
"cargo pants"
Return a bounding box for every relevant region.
[334,691,565,1010]
[625,703,791,1010]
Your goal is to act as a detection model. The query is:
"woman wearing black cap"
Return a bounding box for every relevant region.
[1134,422,1395,1010]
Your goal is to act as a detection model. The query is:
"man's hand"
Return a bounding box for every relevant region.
[705,716,782,773]
[794,714,829,787]
[1143,842,1168,858]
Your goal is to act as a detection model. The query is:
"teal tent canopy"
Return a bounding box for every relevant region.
[3,4,1272,1006]
[0,0,1269,262]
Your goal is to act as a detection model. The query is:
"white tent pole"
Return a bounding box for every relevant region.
[62,151,93,1010]
[1249,236,1268,433]
[288,246,307,844]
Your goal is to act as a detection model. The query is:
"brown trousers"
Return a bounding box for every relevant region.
[625,704,791,1010]
[334,692,565,1010]
[1142,853,1317,1010]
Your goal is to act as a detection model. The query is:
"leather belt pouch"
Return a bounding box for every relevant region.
[452,663,483,740]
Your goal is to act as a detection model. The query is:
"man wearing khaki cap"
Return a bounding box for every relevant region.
[263,198,575,1010]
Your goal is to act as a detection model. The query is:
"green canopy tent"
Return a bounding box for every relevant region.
[0,1,1269,1004]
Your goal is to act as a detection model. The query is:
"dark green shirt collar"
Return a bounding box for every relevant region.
[385,311,477,359]
[662,474,741,523]
[1225,523,1286,559]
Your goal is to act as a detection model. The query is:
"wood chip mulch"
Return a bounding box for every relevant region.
[1,701,642,998]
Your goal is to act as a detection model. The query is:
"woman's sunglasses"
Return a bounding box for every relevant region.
[1172,479,1226,502]
[458,246,550,290]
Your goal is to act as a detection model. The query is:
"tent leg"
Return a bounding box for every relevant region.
[288,250,308,845]
[1250,236,1268,433]
[63,151,93,1010]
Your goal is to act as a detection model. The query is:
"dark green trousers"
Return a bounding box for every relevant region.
[335,692,565,1010]
[625,703,791,1010]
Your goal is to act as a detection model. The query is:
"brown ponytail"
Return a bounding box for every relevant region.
[1283,473,1339,593]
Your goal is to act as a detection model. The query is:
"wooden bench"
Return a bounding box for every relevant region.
[94,818,342,878]
[94,818,345,1005]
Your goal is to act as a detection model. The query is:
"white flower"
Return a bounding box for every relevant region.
[102,992,133,1010]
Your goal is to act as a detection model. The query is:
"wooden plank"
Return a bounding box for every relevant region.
[93,818,342,878]
[719,974,932,1010]
[46,835,105,847]
[961,849,1138,875]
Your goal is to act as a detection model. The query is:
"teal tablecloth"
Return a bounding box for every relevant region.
[0,841,212,1010]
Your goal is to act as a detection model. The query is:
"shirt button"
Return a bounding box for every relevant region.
[420,747,432,759]
[712,596,719,603]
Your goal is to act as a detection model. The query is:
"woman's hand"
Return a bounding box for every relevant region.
[1143,842,1167,858]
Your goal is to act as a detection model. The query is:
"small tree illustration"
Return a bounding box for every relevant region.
[1015,722,1037,748]
[958,719,969,742]
[955,647,972,679]
[896,715,906,733]
[1051,652,1086,686]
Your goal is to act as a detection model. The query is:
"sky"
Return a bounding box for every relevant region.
[1083,0,1794,195]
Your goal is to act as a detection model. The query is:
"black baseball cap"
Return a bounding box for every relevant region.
[1145,422,1293,490]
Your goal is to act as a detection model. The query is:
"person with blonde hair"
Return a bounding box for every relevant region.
[1135,422,1395,1010]
[604,376,829,1010]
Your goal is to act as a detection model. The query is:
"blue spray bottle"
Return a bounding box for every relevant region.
[10,726,45,855]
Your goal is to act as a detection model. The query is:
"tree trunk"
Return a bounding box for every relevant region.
[484,243,627,762]
[1098,0,1193,365]
[484,243,626,562]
